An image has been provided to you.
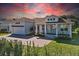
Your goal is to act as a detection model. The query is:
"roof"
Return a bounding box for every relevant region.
[34,15,73,24]
[46,15,58,18]
[0,15,73,24]
[46,15,72,23]
[34,18,46,24]
[7,17,34,23]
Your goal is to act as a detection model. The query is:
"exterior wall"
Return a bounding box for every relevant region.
[45,23,57,38]
[0,17,72,38]
[45,16,59,22]
[0,20,34,35]
[45,34,57,38]
[57,24,70,35]
[46,23,56,34]
[35,21,72,38]
[10,20,34,35]
[25,22,34,35]
[35,21,46,35]
[9,21,26,34]
[0,21,10,32]
[44,23,72,39]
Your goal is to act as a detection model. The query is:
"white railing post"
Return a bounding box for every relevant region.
[69,24,72,38]
[35,24,38,35]
[56,24,58,37]
[44,23,47,35]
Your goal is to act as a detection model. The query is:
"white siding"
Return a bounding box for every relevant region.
[45,16,59,22]
[25,22,34,34]
[0,21,10,32]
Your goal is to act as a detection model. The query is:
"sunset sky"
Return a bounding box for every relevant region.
[0,3,79,19]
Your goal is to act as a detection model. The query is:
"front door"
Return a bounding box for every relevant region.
[37,25,45,34]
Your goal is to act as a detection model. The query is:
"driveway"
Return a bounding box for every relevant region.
[0,34,52,47]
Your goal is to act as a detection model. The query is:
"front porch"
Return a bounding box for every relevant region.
[35,23,72,38]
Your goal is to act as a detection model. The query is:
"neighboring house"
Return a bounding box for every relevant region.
[0,17,34,35]
[0,15,73,38]
[0,19,10,32]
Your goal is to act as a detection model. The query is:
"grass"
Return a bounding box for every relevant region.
[0,37,79,56]
[38,32,79,56]
[0,32,79,56]
[0,32,10,36]
[42,40,79,56]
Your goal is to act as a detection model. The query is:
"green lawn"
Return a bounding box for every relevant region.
[0,38,79,56]
[37,32,79,56]
[38,33,79,56]
[0,32,79,56]
[0,32,10,36]
[39,40,79,56]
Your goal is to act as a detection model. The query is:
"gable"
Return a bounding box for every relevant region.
[45,15,59,23]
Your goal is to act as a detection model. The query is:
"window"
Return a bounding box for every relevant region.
[48,18,52,21]
[12,25,24,27]
[61,28,64,31]
[60,28,68,31]
[60,25,64,28]
[47,24,56,35]
[64,28,68,31]
[50,19,52,21]
[48,19,49,21]
[60,24,68,34]
[53,18,55,20]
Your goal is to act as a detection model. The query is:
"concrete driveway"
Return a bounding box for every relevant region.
[0,34,52,47]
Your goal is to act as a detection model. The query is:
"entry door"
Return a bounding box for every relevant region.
[37,25,45,34]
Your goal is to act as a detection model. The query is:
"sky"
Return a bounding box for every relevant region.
[0,3,79,19]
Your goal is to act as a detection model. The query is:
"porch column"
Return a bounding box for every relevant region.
[44,23,47,35]
[69,24,72,38]
[56,24,58,37]
[39,25,42,34]
[35,24,38,35]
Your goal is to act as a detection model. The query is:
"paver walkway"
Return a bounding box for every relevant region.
[0,34,52,47]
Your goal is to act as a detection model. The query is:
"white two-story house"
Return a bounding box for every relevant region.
[35,15,73,38]
[0,15,73,38]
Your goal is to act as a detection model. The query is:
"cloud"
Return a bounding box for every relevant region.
[0,3,79,18]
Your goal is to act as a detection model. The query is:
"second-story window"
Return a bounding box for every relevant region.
[53,18,55,20]
[48,19,49,21]
[50,19,52,21]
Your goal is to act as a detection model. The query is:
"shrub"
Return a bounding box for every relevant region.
[57,34,72,40]
[35,34,44,37]
[54,36,72,43]
[0,29,7,32]
[75,28,79,34]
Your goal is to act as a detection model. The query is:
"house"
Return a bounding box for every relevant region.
[34,15,73,38]
[10,18,35,35]
[0,18,10,32]
[0,17,34,35]
[0,15,73,38]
